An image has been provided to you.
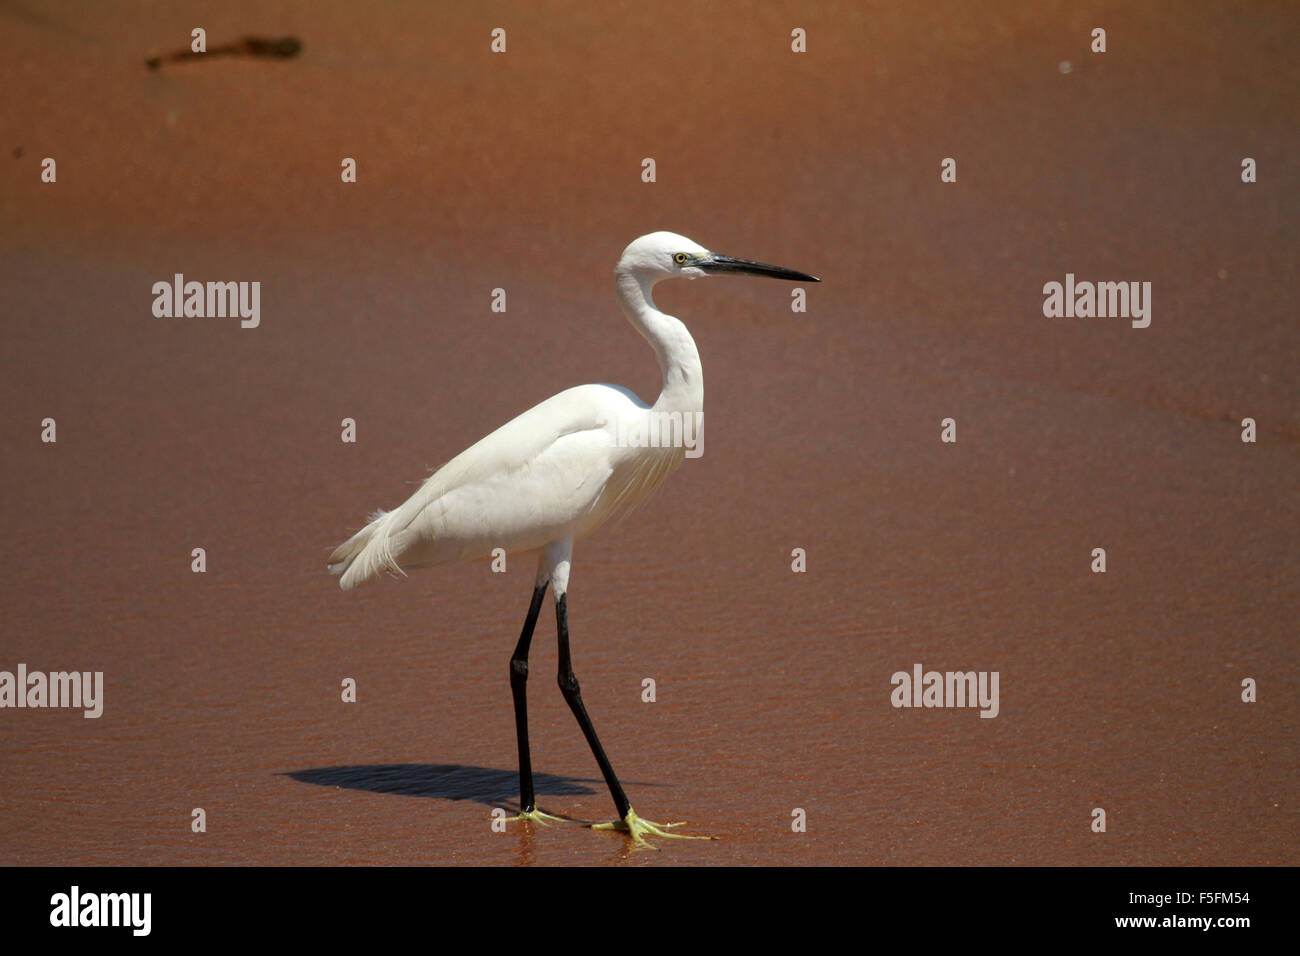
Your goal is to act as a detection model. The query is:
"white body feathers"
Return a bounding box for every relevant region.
[328,232,708,591]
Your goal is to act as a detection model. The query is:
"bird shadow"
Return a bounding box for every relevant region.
[283,762,601,809]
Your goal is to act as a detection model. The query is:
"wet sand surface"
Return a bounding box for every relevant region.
[1,2,1295,865]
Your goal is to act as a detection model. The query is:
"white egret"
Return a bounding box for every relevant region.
[328,232,819,848]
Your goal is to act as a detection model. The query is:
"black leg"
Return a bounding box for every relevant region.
[510,583,548,813]
[555,593,631,819]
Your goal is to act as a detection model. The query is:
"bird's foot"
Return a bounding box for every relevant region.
[590,808,716,850]
[505,807,569,826]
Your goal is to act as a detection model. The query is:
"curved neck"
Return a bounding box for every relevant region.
[615,270,703,415]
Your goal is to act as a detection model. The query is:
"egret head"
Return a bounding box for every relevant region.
[617,231,820,285]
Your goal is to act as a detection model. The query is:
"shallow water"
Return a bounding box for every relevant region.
[0,1,1295,865]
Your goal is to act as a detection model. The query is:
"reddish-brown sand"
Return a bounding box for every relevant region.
[1,1,1295,866]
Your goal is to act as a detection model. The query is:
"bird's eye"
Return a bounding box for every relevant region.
[673,253,690,264]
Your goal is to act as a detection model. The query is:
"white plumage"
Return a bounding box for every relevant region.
[328,383,684,589]
[329,232,714,591]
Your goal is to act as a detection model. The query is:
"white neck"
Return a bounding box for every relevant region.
[615,270,704,416]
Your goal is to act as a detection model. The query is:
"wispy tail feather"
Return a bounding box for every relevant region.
[327,508,408,590]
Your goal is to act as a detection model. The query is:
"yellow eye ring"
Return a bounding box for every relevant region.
[673,253,689,264]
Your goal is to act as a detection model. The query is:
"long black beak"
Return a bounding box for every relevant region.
[700,254,820,282]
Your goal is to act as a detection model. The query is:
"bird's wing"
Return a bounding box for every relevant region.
[386,384,663,560]
[329,383,689,587]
